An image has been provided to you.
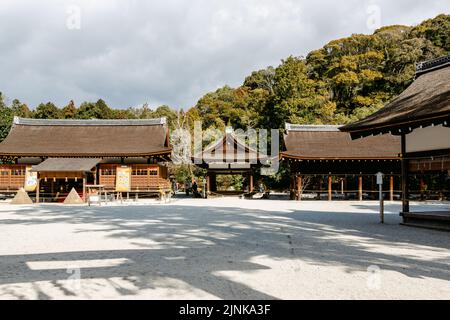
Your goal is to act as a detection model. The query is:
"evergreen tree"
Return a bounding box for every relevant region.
[33,102,61,119]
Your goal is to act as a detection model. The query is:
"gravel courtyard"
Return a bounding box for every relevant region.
[0,199,449,300]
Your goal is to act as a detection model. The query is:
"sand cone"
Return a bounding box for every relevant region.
[63,188,84,205]
[10,188,33,205]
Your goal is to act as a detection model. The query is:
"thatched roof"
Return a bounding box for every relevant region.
[341,55,450,138]
[0,117,171,158]
[281,124,400,160]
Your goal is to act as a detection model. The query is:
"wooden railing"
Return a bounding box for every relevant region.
[0,165,26,191]
[99,164,171,192]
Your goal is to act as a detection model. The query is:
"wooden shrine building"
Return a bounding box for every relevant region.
[193,128,268,196]
[341,55,450,229]
[0,117,172,203]
[281,124,401,201]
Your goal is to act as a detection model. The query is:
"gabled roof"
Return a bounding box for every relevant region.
[341,55,450,138]
[0,117,171,158]
[193,129,268,164]
[282,124,400,160]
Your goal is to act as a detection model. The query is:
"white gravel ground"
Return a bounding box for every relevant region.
[0,198,449,300]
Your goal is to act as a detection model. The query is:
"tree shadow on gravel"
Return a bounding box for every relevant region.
[0,202,449,299]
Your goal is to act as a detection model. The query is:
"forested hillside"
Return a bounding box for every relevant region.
[193,14,449,131]
[1,14,449,142]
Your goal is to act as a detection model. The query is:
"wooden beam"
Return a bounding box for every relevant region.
[297,175,302,201]
[390,175,394,201]
[290,175,295,200]
[249,175,254,193]
[358,176,363,201]
[82,175,87,202]
[401,134,409,213]
[36,178,40,204]
[328,175,332,201]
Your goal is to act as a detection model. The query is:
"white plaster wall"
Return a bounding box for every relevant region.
[406,125,450,153]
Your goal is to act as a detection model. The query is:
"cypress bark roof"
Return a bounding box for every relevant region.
[0,117,171,157]
[282,124,400,160]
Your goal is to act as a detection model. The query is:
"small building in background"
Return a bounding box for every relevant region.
[192,127,268,196]
[0,117,172,203]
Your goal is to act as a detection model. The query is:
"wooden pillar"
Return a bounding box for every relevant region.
[297,175,302,201]
[401,134,409,213]
[419,176,425,201]
[290,174,296,200]
[389,176,394,201]
[249,174,254,193]
[51,178,54,198]
[343,177,348,199]
[358,176,363,201]
[290,175,294,200]
[36,178,40,204]
[328,175,332,201]
[82,175,87,202]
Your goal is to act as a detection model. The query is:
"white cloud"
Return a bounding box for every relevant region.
[0,0,448,109]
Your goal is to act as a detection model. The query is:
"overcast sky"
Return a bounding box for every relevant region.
[0,0,448,110]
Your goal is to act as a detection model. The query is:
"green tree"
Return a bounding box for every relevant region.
[0,95,33,142]
[62,100,77,119]
[268,56,332,127]
[410,14,450,51]
[76,99,113,119]
[111,108,136,119]
[151,105,178,129]
[0,93,13,142]
[243,67,276,93]
[0,92,6,109]
[11,99,31,118]
[33,102,61,119]
[194,86,260,130]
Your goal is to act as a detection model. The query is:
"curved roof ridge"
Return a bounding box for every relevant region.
[13,117,167,126]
